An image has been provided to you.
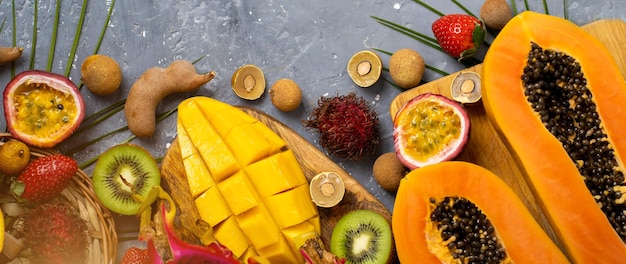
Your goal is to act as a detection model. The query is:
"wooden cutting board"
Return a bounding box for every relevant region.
[389,19,626,250]
[160,107,394,257]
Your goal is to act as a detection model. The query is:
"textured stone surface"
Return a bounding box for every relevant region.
[0,0,623,223]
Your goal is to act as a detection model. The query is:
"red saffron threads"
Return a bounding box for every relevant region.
[303,93,381,160]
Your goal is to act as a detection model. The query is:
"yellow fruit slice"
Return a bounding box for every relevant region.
[282,222,317,254]
[213,216,249,258]
[265,184,317,228]
[195,186,231,227]
[179,101,239,181]
[224,123,275,166]
[245,150,307,197]
[257,235,299,263]
[218,171,260,215]
[177,96,320,263]
[235,204,281,250]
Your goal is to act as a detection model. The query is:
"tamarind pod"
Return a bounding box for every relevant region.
[0,46,23,65]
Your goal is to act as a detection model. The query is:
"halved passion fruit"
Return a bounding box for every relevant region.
[3,70,85,148]
[393,93,470,169]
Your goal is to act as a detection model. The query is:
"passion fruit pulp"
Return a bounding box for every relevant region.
[3,70,85,148]
[393,93,470,169]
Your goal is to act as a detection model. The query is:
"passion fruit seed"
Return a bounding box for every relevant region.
[269,78,302,112]
[523,42,626,240]
[80,54,123,96]
[373,152,407,192]
[0,140,31,175]
[429,196,508,263]
[389,48,425,89]
[450,72,482,104]
[347,50,382,88]
[310,172,345,208]
[393,93,470,169]
[231,64,266,100]
[3,70,85,148]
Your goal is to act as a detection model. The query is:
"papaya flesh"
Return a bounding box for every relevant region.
[482,11,626,262]
[393,161,569,263]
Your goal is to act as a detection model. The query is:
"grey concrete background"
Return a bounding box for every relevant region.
[0,0,624,260]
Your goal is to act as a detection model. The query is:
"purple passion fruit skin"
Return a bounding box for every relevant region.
[393,93,470,170]
[3,70,85,148]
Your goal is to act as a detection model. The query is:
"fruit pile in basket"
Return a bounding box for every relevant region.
[0,136,116,264]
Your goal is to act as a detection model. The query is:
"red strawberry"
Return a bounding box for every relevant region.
[11,154,78,204]
[432,14,486,60]
[121,247,150,264]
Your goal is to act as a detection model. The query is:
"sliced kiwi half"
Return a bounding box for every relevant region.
[92,144,161,215]
[330,209,392,264]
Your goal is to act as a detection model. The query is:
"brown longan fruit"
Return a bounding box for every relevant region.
[373,152,408,192]
[389,48,425,90]
[81,54,123,96]
[269,78,302,112]
[480,0,513,31]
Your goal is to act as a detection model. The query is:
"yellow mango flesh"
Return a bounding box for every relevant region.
[178,96,320,262]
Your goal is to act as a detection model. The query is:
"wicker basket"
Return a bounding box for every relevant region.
[0,133,118,264]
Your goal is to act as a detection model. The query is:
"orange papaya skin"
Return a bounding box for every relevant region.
[482,11,626,262]
[393,161,570,263]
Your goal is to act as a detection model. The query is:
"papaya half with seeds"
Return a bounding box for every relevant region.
[393,161,569,263]
[482,11,626,262]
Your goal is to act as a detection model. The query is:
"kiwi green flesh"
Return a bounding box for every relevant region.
[92,145,161,215]
[330,210,392,264]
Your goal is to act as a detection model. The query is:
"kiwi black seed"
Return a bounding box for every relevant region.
[330,210,392,264]
[92,144,161,215]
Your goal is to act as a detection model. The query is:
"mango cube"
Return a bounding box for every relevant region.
[266,184,317,228]
[208,106,257,138]
[257,235,300,263]
[224,123,274,166]
[282,221,317,254]
[213,216,249,258]
[235,205,280,250]
[182,153,215,197]
[218,171,260,215]
[195,186,231,227]
[245,150,307,197]
[252,121,286,153]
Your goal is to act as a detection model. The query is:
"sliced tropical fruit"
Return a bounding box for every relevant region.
[177,96,320,263]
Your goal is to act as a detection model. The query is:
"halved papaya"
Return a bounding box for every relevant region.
[393,161,569,263]
[482,11,626,262]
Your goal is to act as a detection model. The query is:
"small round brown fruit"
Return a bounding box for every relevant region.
[81,54,123,96]
[373,152,407,192]
[0,140,31,175]
[269,78,302,112]
[389,48,425,90]
[480,0,513,31]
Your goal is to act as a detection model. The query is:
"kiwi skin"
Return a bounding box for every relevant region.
[92,144,161,215]
[330,210,394,264]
